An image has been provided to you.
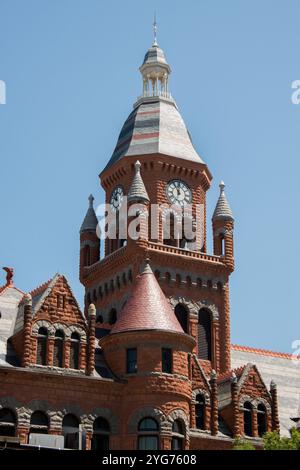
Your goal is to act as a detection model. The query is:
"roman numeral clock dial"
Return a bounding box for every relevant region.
[166,180,192,206]
[110,186,124,212]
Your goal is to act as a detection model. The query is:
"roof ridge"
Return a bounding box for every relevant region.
[231,343,300,360]
[29,275,56,298]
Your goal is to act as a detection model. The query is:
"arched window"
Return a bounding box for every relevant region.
[70,332,80,370]
[37,327,48,365]
[163,212,178,247]
[243,402,253,437]
[84,245,91,266]
[108,309,117,325]
[62,414,80,449]
[198,309,212,360]
[30,411,48,434]
[91,417,110,450]
[137,417,159,450]
[0,408,16,437]
[171,420,185,450]
[195,394,205,430]
[257,403,267,437]
[53,330,64,368]
[174,304,188,333]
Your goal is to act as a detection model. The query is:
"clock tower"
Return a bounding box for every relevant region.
[79,33,235,375]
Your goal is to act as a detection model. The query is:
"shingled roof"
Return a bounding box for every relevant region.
[110,261,184,335]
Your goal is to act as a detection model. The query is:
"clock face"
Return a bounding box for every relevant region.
[110,186,124,211]
[166,180,192,206]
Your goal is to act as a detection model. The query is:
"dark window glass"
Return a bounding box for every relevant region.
[195,394,205,430]
[0,408,16,437]
[171,419,185,450]
[108,309,117,325]
[126,348,137,374]
[171,437,183,450]
[138,435,158,450]
[198,309,212,360]
[162,348,172,373]
[174,304,188,333]
[138,418,158,432]
[92,417,110,450]
[30,411,48,434]
[70,332,80,370]
[62,414,79,449]
[257,404,267,437]
[84,245,91,266]
[37,327,48,365]
[243,402,253,437]
[53,330,64,368]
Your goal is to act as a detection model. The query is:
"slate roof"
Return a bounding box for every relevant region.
[110,261,184,335]
[212,181,234,222]
[127,160,149,203]
[102,98,204,173]
[80,194,98,233]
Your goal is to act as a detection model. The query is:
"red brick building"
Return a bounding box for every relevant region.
[0,36,282,450]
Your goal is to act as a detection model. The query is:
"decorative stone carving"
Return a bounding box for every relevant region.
[192,389,210,405]
[128,407,168,433]
[168,296,219,320]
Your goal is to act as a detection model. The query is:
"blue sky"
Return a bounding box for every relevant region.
[0,0,299,353]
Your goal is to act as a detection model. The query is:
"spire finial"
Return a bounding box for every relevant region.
[88,194,94,208]
[153,12,158,47]
[135,160,141,173]
[219,181,225,193]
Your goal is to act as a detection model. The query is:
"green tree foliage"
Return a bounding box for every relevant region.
[263,428,300,450]
[233,438,255,450]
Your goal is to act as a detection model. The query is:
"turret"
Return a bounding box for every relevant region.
[212,181,234,271]
[79,195,100,280]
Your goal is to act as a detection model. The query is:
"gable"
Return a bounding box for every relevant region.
[238,364,271,403]
[191,354,211,393]
[33,275,86,328]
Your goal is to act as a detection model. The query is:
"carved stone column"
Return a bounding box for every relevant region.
[22,293,32,367]
[210,370,218,436]
[87,303,96,375]
[270,380,280,433]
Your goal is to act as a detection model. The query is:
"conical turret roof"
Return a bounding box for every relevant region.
[80,194,98,232]
[212,182,234,222]
[128,160,150,203]
[110,261,184,335]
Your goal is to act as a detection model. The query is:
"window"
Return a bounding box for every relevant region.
[84,245,91,266]
[195,394,205,430]
[108,309,117,325]
[138,418,159,450]
[174,304,188,333]
[53,330,64,368]
[243,402,253,437]
[91,417,110,450]
[0,408,16,437]
[162,348,172,373]
[126,348,137,374]
[62,414,80,449]
[198,309,212,360]
[37,327,48,365]
[70,332,80,369]
[171,420,185,450]
[30,411,48,434]
[257,404,267,437]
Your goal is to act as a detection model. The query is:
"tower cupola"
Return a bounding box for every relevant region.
[139,19,171,100]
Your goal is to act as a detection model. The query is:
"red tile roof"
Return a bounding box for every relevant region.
[231,344,300,361]
[111,262,184,335]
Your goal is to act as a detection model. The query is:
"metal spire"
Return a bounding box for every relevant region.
[153,13,158,47]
